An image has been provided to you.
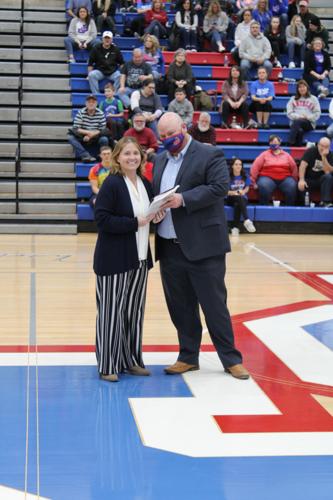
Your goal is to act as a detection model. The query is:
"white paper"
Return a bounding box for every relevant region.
[146,185,180,216]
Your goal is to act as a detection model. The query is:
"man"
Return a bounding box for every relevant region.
[88,31,124,94]
[188,112,216,145]
[130,79,163,138]
[298,137,333,207]
[124,112,158,161]
[298,0,317,30]
[117,48,153,108]
[239,21,272,80]
[153,112,249,379]
[168,88,194,128]
[68,94,111,162]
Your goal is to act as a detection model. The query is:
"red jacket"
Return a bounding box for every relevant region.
[145,8,168,27]
[250,149,298,183]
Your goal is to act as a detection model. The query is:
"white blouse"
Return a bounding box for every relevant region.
[124,175,150,261]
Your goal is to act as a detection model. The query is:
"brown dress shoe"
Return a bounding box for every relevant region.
[127,365,151,376]
[225,364,250,380]
[164,361,200,375]
[100,374,118,382]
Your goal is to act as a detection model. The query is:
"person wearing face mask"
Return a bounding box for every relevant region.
[250,134,298,205]
[188,112,216,145]
[124,111,158,161]
[152,112,250,380]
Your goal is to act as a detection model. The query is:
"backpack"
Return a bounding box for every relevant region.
[193,90,216,111]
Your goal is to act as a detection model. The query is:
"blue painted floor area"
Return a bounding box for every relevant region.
[304,319,333,350]
[0,365,333,500]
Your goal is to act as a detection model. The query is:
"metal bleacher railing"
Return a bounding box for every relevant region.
[15,0,25,215]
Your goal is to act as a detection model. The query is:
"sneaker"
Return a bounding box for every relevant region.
[319,201,333,208]
[243,219,256,233]
[231,227,240,236]
[81,155,96,163]
[68,55,75,63]
[288,61,296,69]
[218,45,226,52]
[318,86,329,98]
[275,60,282,68]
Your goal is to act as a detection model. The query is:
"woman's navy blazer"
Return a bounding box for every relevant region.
[93,173,153,276]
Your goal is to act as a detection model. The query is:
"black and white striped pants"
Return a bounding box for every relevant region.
[95,261,148,375]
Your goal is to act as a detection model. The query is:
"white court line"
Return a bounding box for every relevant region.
[245,243,297,272]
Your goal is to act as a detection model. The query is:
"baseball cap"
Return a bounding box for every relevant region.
[299,1,308,6]
[103,31,113,38]
[86,94,97,101]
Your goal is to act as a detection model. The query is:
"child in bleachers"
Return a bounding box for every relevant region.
[99,83,127,140]
[285,14,306,68]
[168,88,194,128]
[88,145,112,208]
[227,158,256,235]
[250,66,275,128]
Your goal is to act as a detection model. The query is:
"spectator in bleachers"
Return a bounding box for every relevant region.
[118,49,153,108]
[250,134,298,204]
[203,1,229,53]
[124,112,159,161]
[232,9,253,64]
[66,0,92,21]
[188,112,217,145]
[326,99,333,140]
[130,79,164,137]
[265,16,285,68]
[286,14,306,68]
[269,0,288,27]
[239,21,272,80]
[168,88,194,127]
[99,83,127,140]
[298,138,333,207]
[252,0,272,32]
[303,38,330,99]
[298,0,317,30]
[68,94,112,162]
[88,31,124,94]
[175,0,199,52]
[286,79,320,147]
[140,34,165,81]
[64,6,98,63]
[227,158,256,235]
[88,145,112,208]
[92,0,116,35]
[236,0,258,16]
[250,66,275,128]
[166,49,195,102]
[305,16,329,50]
[220,65,249,128]
[144,0,168,38]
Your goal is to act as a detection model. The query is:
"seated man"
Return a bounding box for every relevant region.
[130,78,163,138]
[298,137,333,207]
[68,94,112,162]
[168,87,194,128]
[124,111,158,162]
[88,145,112,209]
[188,112,216,145]
[117,48,153,108]
[239,21,272,80]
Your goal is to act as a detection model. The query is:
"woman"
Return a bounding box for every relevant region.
[305,16,329,49]
[140,34,165,81]
[93,137,163,382]
[264,16,285,68]
[286,14,306,68]
[232,9,253,64]
[227,158,256,235]
[250,66,275,128]
[175,0,199,52]
[203,0,229,53]
[250,134,298,205]
[220,65,249,128]
[287,79,320,146]
[92,0,116,34]
[303,38,331,98]
[144,0,168,39]
[252,0,272,32]
[64,6,97,63]
[166,48,195,102]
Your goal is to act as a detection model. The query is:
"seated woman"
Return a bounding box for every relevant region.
[175,0,199,52]
[130,79,164,137]
[220,65,249,128]
[264,16,285,68]
[232,9,253,64]
[203,0,229,53]
[303,37,331,98]
[305,16,329,50]
[250,134,298,205]
[227,158,256,235]
[140,34,165,81]
[252,0,272,32]
[92,0,116,35]
[144,0,168,39]
[285,14,306,68]
[286,79,320,147]
[166,48,195,102]
[250,66,275,128]
[64,6,97,63]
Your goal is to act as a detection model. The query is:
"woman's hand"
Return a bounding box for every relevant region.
[137,214,155,227]
[152,210,166,224]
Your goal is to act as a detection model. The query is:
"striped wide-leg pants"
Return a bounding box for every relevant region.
[95,261,148,375]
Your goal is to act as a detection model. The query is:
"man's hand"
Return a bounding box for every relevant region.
[161,194,183,210]
[298,179,308,191]
[152,210,166,224]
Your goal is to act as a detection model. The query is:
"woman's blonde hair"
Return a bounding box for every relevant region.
[289,15,301,37]
[207,0,221,17]
[110,137,146,178]
[257,0,268,11]
[143,33,160,54]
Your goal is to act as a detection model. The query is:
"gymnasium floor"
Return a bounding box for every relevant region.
[0,233,332,500]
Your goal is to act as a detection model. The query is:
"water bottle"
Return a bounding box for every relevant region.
[304,191,310,207]
[224,54,229,67]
